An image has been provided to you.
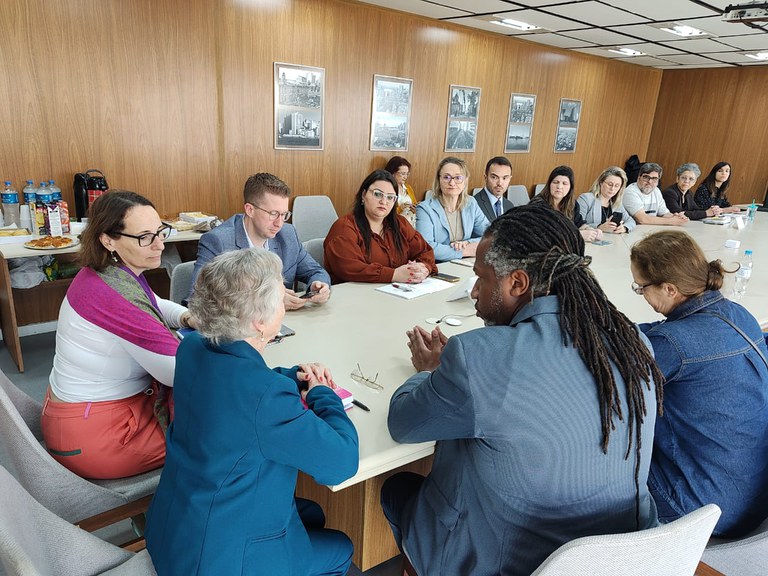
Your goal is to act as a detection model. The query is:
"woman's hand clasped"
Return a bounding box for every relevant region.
[297,362,336,400]
[393,261,430,284]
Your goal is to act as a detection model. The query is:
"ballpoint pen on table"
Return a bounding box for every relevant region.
[352,399,370,412]
[391,283,414,292]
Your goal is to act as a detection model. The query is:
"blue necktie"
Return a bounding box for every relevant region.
[495,199,502,217]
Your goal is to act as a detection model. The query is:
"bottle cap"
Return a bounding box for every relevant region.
[745,250,753,255]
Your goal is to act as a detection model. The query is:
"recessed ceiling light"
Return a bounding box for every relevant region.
[653,22,709,37]
[490,18,541,32]
[745,51,768,60]
[608,47,646,56]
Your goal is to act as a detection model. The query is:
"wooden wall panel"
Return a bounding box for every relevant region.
[648,67,768,204]
[0,0,662,221]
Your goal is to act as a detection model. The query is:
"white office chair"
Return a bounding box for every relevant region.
[531,504,721,576]
[471,187,483,196]
[302,237,324,268]
[292,195,338,243]
[702,515,768,576]
[0,465,157,576]
[169,260,195,304]
[533,183,545,196]
[507,184,530,206]
[0,370,161,524]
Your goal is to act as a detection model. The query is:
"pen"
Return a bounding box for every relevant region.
[352,399,370,412]
[391,283,414,292]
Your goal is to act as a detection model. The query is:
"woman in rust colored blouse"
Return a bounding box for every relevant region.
[324,170,437,284]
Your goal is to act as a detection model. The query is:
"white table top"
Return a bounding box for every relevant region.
[266,211,768,491]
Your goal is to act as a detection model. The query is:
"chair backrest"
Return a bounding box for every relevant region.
[531,504,721,576]
[507,184,530,206]
[0,371,158,522]
[472,187,483,196]
[302,238,324,268]
[169,261,195,304]
[534,183,545,196]
[292,195,338,243]
[0,465,150,576]
[703,514,768,576]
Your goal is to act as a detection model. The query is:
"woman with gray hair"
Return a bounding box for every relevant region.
[145,248,359,576]
[662,163,720,220]
[576,166,636,233]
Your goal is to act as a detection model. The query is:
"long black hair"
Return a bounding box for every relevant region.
[484,203,664,523]
[352,169,404,258]
[701,161,732,200]
[539,165,577,219]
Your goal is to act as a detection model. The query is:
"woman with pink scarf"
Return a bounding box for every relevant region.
[42,191,194,479]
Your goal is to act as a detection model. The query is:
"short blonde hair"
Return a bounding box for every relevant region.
[432,157,471,212]
[189,249,284,345]
[587,166,628,209]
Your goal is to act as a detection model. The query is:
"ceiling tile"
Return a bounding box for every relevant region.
[665,63,737,68]
[606,23,684,42]
[707,51,765,63]
[622,42,686,56]
[444,17,523,34]
[549,1,650,27]
[508,0,585,5]
[716,34,768,50]
[601,0,717,21]
[355,0,469,18]
[615,55,678,66]
[659,38,741,53]
[493,8,591,31]
[563,28,642,45]
[574,47,624,58]
[431,0,521,12]
[675,15,766,37]
[517,32,597,48]
[659,53,726,65]
[741,60,768,66]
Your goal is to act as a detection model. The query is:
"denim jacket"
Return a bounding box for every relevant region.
[640,290,768,537]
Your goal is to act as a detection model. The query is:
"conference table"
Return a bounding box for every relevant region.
[265,211,768,570]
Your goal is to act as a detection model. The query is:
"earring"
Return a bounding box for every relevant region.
[260,331,265,343]
[110,251,118,263]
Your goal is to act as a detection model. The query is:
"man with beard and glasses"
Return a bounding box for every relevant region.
[381,203,664,576]
[622,162,688,226]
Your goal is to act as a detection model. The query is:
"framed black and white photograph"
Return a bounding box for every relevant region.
[274,62,324,150]
[445,85,481,152]
[505,93,536,154]
[554,98,582,153]
[370,75,413,151]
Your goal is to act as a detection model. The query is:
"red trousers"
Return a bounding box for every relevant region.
[41,388,166,479]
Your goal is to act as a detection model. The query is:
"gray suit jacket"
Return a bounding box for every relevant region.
[388,296,658,576]
[474,188,514,222]
[191,214,330,295]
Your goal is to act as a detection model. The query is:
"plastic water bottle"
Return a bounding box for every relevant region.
[22,180,37,205]
[2,181,20,227]
[733,250,753,298]
[49,179,62,201]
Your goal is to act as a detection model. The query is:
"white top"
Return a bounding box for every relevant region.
[50,295,186,402]
[623,183,669,218]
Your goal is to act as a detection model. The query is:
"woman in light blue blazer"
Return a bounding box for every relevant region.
[576,166,636,234]
[416,157,489,262]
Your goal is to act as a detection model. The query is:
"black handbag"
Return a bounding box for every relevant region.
[73,169,109,220]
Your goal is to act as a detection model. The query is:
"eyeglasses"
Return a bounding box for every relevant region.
[351,364,383,391]
[678,176,697,182]
[631,281,656,295]
[368,189,397,203]
[250,204,292,221]
[639,174,660,182]
[440,174,465,184]
[114,224,172,247]
[396,171,410,178]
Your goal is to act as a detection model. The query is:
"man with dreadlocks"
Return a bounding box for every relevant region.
[381,203,664,576]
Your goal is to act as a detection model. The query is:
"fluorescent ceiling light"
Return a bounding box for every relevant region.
[654,23,709,37]
[490,18,540,31]
[608,47,646,56]
[744,51,768,60]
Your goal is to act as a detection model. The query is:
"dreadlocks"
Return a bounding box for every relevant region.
[484,202,664,524]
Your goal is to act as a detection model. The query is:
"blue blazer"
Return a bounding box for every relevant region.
[145,333,359,575]
[415,196,489,262]
[388,296,658,575]
[191,214,330,294]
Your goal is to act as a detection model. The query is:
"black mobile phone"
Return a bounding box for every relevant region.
[609,212,623,225]
[300,290,320,299]
[431,272,461,283]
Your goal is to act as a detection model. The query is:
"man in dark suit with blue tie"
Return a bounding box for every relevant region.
[474,156,515,222]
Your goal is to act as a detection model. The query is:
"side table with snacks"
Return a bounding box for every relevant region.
[0,229,203,372]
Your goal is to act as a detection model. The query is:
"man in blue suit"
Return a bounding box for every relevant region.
[191,173,331,309]
[474,156,515,222]
[382,204,663,576]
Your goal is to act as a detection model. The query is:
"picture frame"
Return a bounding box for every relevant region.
[274,62,324,150]
[370,75,413,151]
[505,93,536,153]
[445,85,481,152]
[554,98,582,153]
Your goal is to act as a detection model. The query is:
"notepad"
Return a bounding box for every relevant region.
[702,216,731,226]
[375,277,453,299]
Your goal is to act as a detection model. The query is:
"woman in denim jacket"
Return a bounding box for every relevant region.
[630,230,768,537]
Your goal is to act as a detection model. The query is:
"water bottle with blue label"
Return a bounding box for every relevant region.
[22,180,37,205]
[49,179,62,201]
[733,250,753,298]
[2,181,20,227]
